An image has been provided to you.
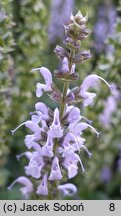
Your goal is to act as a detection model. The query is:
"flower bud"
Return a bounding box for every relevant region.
[71,11,88,26]
[54,45,68,59]
[73,50,91,63]
[61,57,69,73]
[64,11,90,41]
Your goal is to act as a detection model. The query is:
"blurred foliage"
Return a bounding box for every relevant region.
[0,0,15,194]
[0,0,49,199]
[0,0,121,199]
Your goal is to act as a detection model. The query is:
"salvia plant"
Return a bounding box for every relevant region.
[8,11,112,199]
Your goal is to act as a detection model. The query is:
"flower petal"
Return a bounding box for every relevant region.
[16,151,33,161]
[48,108,63,138]
[67,106,81,123]
[36,173,48,196]
[24,134,41,150]
[33,67,52,97]
[49,156,62,180]
[80,74,99,92]
[8,176,33,198]
[42,136,54,158]
[25,152,44,179]
[39,67,52,85]
[62,57,69,73]
[58,183,77,196]
[35,102,49,119]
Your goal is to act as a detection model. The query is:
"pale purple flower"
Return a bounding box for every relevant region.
[16,151,33,161]
[25,152,44,179]
[62,132,79,147]
[69,121,100,137]
[66,122,97,156]
[99,95,117,127]
[63,130,91,157]
[72,135,92,157]
[48,108,63,138]
[8,176,33,198]
[101,166,112,183]
[79,74,111,106]
[75,141,92,157]
[25,115,42,133]
[63,131,76,143]
[42,135,54,158]
[24,134,41,151]
[66,105,81,123]
[81,75,111,92]
[61,57,69,73]
[62,132,84,152]
[32,67,52,97]
[36,173,48,196]
[62,154,78,178]
[11,114,42,135]
[81,92,96,107]
[49,156,62,180]
[58,183,77,196]
[62,147,85,177]
[35,102,49,120]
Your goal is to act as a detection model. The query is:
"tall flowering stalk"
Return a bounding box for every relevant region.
[8,11,112,199]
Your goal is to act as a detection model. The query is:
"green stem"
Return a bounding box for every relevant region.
[59,48,76,121]
[59,81,69,120]
[48,181,60,200]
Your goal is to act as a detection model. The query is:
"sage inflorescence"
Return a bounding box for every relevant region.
[8,11,112,199]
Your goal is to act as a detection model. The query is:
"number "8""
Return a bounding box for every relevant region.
[109,203,115,211]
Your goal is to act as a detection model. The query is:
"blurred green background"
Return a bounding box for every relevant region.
[0,0,121,199]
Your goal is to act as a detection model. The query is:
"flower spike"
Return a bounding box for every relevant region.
[9,10,112,199]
